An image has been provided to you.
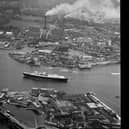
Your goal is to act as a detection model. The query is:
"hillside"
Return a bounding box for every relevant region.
[0,0,120,26]
[21,0,75,9]
[0,0,20,25]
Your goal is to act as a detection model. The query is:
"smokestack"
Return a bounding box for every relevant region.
[62,17,65,39]
[59,17,65,40]
[44,15,47,29]
[40,16,47,40]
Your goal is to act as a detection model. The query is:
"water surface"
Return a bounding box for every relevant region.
[0,50,120,126]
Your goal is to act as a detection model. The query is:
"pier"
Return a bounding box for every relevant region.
[0,88,121,129]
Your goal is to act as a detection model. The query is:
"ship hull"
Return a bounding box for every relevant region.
[23,73,68,82]
[78,65,91,70]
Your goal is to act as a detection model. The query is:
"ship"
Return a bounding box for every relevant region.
[78,63,92,69]
[112,73,120,75]
[23,71,68,82]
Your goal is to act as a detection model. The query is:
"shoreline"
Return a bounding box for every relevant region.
[0,49,121,115]
[8,52,120,71]
[0,88,121,129]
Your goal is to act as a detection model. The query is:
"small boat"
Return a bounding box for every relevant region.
[112,73,120,75]
[23,71,68,82]
[78,63,92,69]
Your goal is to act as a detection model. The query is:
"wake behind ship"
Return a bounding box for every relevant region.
[23,71,68,82]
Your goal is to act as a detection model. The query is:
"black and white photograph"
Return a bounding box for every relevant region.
[0,0,120,129]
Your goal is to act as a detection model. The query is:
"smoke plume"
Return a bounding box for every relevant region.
[45,0,120,22]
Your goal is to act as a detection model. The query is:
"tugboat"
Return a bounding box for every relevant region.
[23,71,68,82]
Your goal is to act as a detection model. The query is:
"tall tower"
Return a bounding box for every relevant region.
[59,17,65,41]
[40,16,48,40]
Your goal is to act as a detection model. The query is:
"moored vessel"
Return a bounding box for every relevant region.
[78,63,92,69]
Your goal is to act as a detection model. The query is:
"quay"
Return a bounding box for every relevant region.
[0,88,121,129]
[0,111,31,129]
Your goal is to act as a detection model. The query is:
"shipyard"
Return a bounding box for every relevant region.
[0,88,121,129]
[0,1,120,70]
[2,18,120,69]
[0,0,120,129]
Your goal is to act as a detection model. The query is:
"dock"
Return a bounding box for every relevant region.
[0,88,121,129]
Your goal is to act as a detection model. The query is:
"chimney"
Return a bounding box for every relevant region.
[60,17,65,40]
[44,15,47,29]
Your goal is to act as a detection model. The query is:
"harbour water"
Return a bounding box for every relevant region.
[0,50,120,127]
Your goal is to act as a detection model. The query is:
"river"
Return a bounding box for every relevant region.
[0,50,120,127]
